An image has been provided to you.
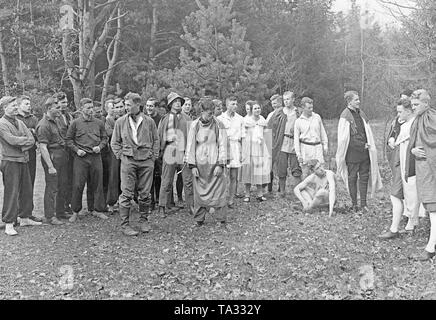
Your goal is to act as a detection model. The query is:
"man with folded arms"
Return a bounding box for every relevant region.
[66,98,108,222]
[0,96,41,235]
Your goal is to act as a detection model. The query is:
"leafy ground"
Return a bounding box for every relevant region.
[1,119,436,300]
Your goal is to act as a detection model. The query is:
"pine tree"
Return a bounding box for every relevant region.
[155,0,269,102]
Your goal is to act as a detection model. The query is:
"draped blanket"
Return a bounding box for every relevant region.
[405,107,436,204]
[335,108,383,198]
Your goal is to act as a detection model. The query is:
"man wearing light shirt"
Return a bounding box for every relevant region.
[294,97,328,179]
[111,92,159,236]
[217,96,245,208]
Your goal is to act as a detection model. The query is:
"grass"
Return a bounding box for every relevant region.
[0,119,435,300]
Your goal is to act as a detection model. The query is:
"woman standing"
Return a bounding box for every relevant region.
[241,101,271,202]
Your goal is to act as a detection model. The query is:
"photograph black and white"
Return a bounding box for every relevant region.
[1,0,436,303]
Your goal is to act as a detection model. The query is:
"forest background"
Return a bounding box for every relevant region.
[0,0,434,119]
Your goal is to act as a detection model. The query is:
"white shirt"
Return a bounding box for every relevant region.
[294,112,328,164]
[128,114,143,145]
[218,111,245,168]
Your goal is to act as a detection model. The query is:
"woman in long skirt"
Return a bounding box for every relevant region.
[241,101,271,202]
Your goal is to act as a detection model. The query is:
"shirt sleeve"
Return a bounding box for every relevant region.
[98,120,108,150]
[36,124,51,145]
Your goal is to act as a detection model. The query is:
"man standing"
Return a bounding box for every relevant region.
[17,95,43,222]
[157,92,193,217]
[268,91,302,195]
[336,91,382,213]
[111,92,159,236]
[0,96,41,235]
[407,89,436,260]
[294,97,329,179]
[105,98,124,214]
[145,97,162,212]
[66,98,108,222]
[54,92,74,215]
[217,96,244,208]
[379,99,420,239]
[186,98,228,226]
[36,97,70,225]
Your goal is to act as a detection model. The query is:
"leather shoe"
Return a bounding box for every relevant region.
[29,216,43,223]
[378,230,399,240]
[411,250,436,261]
[57,212,72,220]
[158,206,167,218]
[140,221,151,233]
[50,217,64,225]
[122,226,139,236]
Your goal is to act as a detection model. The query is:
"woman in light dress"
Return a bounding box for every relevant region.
[240,101,271,202]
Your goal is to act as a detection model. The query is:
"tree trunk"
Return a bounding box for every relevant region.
[148,0,158,66]
[101,7,122,106]
[0,28,10,95]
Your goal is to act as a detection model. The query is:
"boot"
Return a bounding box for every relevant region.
[19,217,42,227]
[118,206,130,228]
[139,204,151,233]
[69,212,78,223]
[278,178,286,195]
[157,206,167,218]
[5,223,18,236]
[122,225,139,236]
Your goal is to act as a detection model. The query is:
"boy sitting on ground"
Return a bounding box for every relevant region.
[293,159,336,216]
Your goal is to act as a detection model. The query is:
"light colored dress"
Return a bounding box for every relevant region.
[241,115,271,185]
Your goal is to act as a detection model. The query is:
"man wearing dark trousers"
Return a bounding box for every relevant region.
[145,97,162,212]
[336,91,382,214]
[36,97,70,225]
[54,92,74,216]
[66,98,109,223]
[0,96,42,236]
[111,92,160,236]
[17,95,43,222]
[105,97,125,213]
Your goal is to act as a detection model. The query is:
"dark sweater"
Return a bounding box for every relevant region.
[346,108,369,163]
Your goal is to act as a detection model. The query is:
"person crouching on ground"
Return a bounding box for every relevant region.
[293,159,336,216]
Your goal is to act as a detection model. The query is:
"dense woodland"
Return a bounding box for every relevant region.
[0,0,435,119]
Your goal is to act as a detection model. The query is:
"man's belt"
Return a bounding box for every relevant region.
[284,134,293,138]
[300,140,321,146]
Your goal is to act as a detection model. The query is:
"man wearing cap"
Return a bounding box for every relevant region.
[66,98,109,222]
[217,96,244,208]
[267,91,302,195]
[111,92,159,236]
[0,96,41,235]
[157,92,193,217]
[54,92,75,216]
[145,97,163,211]
[294,96,329,180]
[36,97,70,225]
[336,91,382,213]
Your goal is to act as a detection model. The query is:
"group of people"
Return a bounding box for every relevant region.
[0,87,435,261]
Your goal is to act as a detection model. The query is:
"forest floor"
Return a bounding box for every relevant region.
[1,119,436,300]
